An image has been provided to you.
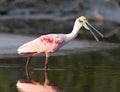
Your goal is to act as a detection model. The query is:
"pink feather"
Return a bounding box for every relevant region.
[18,34,64,56]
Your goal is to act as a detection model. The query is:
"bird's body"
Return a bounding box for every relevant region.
[18,16,103,69]
[18,34,65,56]
[18,17,81,56]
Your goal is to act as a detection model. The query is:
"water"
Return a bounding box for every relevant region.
[0,47,120,92]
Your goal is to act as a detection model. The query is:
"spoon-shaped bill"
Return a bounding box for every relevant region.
[89,29,100,42]
[83,21,100,41]
[86,21,104,38]
[83,20,104,41]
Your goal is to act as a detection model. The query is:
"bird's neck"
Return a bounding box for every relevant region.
[65,21,82,42]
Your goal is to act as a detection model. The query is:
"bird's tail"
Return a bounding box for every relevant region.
[17,40,39,55]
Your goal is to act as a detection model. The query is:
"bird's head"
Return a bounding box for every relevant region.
[78,16,90,30]
[76,16,104,41]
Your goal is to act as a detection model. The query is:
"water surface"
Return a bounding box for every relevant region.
[0,47,120,92]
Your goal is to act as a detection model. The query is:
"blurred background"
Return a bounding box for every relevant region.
[0,0,119,42]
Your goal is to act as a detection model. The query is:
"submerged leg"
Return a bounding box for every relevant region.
[25,56,32,80]
[45,52,49,70]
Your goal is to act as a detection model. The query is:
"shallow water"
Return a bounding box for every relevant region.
[0,47,120,92]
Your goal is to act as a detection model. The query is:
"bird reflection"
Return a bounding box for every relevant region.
[16,68,61,92]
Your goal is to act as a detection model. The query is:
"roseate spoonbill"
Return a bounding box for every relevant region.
[17,16,104,69]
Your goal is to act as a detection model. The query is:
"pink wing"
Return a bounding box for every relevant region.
[17,34,64,56]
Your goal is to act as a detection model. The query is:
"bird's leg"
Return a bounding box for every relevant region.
[25,56,32,80]
[45,52,49,70]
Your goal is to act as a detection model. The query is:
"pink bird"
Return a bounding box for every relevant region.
[17,16,104,69]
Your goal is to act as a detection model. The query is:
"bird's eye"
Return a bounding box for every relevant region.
[79,20,83,23]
